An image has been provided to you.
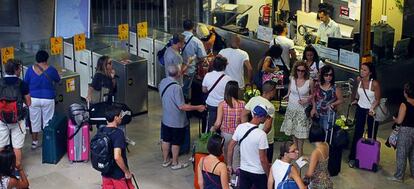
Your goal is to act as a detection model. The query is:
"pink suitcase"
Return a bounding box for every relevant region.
[67,119,90,162]
[355,124,381,172]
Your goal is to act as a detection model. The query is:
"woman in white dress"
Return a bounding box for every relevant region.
[280,61,314,157]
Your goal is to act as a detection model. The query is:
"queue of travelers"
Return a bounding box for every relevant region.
[1,17,412,189]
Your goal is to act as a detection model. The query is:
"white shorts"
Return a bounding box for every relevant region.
[29,98,55,133]
[0,120,26,149]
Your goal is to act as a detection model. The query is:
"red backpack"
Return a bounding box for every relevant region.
[0,79,24,124]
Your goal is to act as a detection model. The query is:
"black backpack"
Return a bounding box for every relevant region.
[91,128,117,174]
[0,79,25,124]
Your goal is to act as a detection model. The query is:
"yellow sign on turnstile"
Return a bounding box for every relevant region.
[50,37,63,55]
[137,22,148,38]
[118,24,129,41]
[74,33,86,51]
[1,47,14,64]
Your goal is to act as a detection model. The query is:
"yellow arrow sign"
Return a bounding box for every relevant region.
[118,24,129,41]
[1,47,14,64]
[137,22,148,38]
[50,37,63,55]
[74,33,86,51]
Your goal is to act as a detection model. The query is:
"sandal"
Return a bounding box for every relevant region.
[162,160,172,167]
[171,162,189,170]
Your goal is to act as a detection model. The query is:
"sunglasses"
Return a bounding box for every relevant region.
[323,73,333,77]
[296,69,306,73]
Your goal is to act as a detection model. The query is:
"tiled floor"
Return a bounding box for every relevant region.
[24,90,414,188]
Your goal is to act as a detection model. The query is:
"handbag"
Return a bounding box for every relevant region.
[387,125,400,148]
[361,80,390,122]
[295,79,312,118]
[89,77,111,104]
[277,165,299,189]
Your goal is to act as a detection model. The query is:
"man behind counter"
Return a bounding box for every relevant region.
[316,8,341,45]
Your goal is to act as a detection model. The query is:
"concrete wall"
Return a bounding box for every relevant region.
[19,0,55,42]
[372,0,404,45]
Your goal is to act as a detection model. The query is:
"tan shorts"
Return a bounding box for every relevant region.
[0,120,26,149]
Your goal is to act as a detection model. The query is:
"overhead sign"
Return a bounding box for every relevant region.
[50,37,63,55]
[1,47,14,64]
[118,24,129,41]
[74,33,86,51]
[137,22,148,38]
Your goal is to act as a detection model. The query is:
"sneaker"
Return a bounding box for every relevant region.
[171,162,189,170]
[31,141,39,149]
[348,160,355,168]
[387,176,403,183]
[126,138,136,146]
[162,160,172,167]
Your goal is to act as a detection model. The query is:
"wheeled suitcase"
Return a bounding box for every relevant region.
[325,111,346,176]
[355,119,381,172]
[67,119,90,162]
[42,113,68,164]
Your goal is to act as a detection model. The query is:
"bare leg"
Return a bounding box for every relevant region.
[171,145,180,165]
[161,141,171,162]
[14,148,22,168]
[32,132,38,142]
[298,139,304,157]
[293,136,299,155]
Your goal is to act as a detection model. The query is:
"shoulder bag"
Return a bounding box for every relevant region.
[277,165,299,189]
[361,80,389,122]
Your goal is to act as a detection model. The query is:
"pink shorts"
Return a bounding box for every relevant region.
[102,176,135,189]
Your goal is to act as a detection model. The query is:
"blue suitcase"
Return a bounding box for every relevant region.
[42,113,68,164]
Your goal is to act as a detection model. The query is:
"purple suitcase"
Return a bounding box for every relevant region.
[355,121,381,172]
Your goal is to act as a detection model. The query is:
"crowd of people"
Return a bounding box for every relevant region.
[157,19,414,189]
[0,17,413,189]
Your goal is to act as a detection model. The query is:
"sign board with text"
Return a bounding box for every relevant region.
[137,22,148,38]
[74,33,86,51]
[50,37,63,55]
[1,47,14,64]
[118,24,129,41]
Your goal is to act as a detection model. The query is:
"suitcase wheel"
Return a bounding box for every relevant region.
[372,163,378,172]
[354,159,359,168]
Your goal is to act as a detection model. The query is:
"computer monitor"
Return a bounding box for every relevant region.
[237,14,248,28]
[353,32,374,53]
[328,37,354,51]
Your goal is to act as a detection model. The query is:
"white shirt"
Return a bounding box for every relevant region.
[271,159,291,188]
[245,96,276,144]
[357,80,375,109]
[202,71,232,107]
[309,61,325,80]
[269,36,295,67]
[317,19,342,43]
[232,122,269,174]
[219,48,249,88]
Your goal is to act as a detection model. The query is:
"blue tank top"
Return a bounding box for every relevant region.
[201,158,222,189]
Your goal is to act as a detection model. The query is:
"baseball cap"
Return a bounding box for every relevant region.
[252,104,271,117]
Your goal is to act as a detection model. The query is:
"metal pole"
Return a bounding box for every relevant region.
[163,0,168,32]
[272,0,279,28]
[359,0,372,66]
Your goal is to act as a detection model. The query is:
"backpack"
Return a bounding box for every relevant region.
[68,103,89,126]
[157,40,173,66]
[157,35,194,66]
[0,79,25,124]
[90,128,117,174]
